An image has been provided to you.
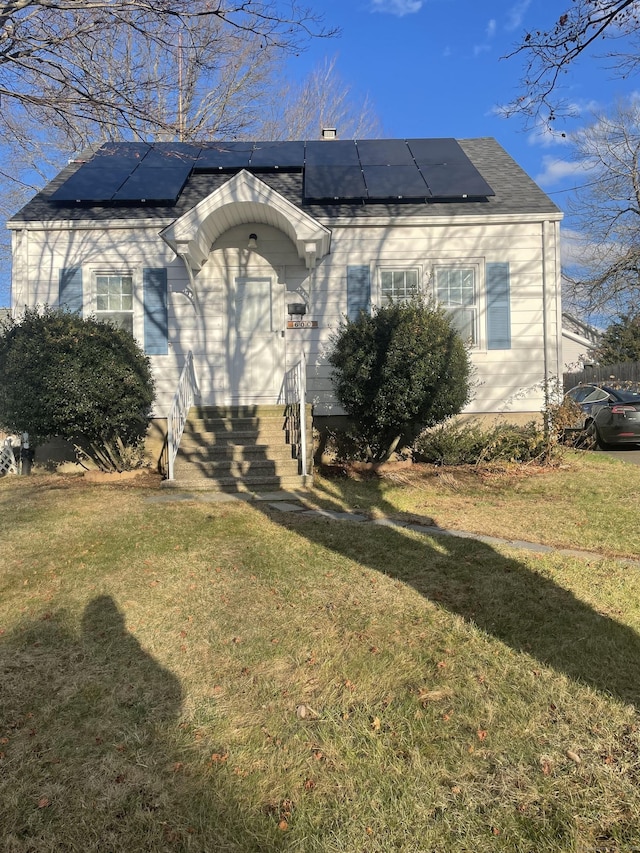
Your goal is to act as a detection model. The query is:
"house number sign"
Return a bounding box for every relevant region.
[287,320,318,329]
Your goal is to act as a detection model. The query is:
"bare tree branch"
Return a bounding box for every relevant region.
[0,1,336,134]
[504,0,640,125]
[259,55,382,140]
[563,100,640,316]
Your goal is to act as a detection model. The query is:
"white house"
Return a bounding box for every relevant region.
[8,137,563,485]
[562,312,601,371]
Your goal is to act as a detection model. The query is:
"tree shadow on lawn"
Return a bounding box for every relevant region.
[274,473,640,709]
[0,595,288,852]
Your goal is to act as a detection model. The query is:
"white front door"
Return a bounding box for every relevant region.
[228,275,285,403]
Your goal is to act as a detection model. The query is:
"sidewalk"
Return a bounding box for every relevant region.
[146,489,640,568]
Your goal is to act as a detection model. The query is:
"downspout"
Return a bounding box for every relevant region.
[11,228,28,316]
[553,220,564,382]
[541,219,562,435]
[541,220,550,390]
[542,219,563,386]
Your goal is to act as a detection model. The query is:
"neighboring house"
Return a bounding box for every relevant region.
[8,137,563,474]
[562,312,602,371]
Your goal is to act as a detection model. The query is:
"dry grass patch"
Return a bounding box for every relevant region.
[312,452,640,557]
[2,474,640,850]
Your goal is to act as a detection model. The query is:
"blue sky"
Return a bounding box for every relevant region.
[287,0,637,220]
[2,0,636,308]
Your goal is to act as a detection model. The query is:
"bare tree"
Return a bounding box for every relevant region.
[0,1,334,136]
[505,0,640,125]
[39,14,284,146]
[0,2,340,304]
[260,55,382,140]
[563,99,640,317]
[0,7,386,305]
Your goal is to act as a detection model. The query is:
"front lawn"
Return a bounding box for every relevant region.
[313,450,640,557]
[1,456,640,851]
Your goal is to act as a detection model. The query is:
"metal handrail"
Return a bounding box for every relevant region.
[298,352,308,476]
[283,352,308,476]
[167,351,198,480]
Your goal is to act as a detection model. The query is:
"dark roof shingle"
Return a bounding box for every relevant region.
[8,137,560,225]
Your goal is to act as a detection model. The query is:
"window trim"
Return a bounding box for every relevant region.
[376,263,423,304]
[431,259,485,351]
[90,268,141,343]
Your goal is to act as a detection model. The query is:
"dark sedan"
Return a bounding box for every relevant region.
[565,383,640,448]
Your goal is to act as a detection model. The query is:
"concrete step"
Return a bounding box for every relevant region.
[189,405,286,420]
[170,404,311,491]
[162,473,312,492]
[177,440,295,459]
[173,458,300,478]
[181,427,288,445]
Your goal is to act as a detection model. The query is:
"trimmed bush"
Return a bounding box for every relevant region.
[0,307,155,470]
[328,298,472,462]
[412,421,488,465]
[414,419,551,465]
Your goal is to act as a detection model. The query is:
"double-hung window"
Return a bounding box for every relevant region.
[435,266,477,345]
[95,272,134,335]
[379,268,419,303]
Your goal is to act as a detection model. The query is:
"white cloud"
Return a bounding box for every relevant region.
[370,0,423,15]
[473,43,491,57]
[505,0,532,32]
[561,228,594,269]
[535,156,587,187]
[473,18,496,56]
[527,121,571,149]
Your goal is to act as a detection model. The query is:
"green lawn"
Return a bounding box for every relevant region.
[2,454,640,851]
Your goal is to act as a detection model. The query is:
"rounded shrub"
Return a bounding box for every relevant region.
[0,307,155,470]
[328,298,472,461]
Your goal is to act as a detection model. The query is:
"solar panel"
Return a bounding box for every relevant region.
[196,143,254,169]
[49,164,134,202]
[421,162,494,197]
[250,141,305,168]
[407,138,469,165]
[140,144,200,168]
[50,142,150,201]
[113,166,190,202]
[304,165,366,199]
[363,165,430,198]
[90,141,151,167]
[49,136,492,205]
[357,139,414,166]
[305,140,360,166]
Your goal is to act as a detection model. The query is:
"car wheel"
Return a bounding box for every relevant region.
[593,424,613,450]
[583,421,598,449]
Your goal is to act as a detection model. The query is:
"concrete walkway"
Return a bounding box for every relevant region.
[145,489,640,568]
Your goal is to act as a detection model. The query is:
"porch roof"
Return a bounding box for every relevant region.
[159,170,331,272]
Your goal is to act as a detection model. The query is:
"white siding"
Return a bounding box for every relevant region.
[14,208,562,420]
[307,219,561,417]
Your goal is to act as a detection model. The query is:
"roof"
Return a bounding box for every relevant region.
[562,312,602,344]
[8,137,561,226]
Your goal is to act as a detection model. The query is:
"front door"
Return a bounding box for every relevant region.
[228,275,285,403]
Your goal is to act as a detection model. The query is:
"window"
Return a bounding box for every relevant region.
[567,386,609,404]
[435,266,477,344]
[380,268,419,303]
[583,387,609,403]
[95,273,134,335]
